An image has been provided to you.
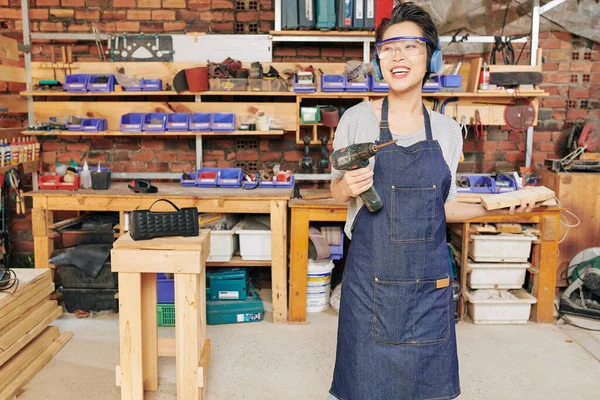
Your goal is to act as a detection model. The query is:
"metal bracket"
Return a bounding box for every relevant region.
[17,43,31,53]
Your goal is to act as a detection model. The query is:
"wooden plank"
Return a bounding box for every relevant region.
[480,186,556,210]
[175,273,203,400]
[0,330,73,400]
[496,223,523,234]
[111,249,202,274]
[0,282,55,329]
[288,208,310,323]
[48,214,89,231]
[0,35,20,62]
[23,130,285,137]
[459,223,470,320]
[467,57,483,93]
[0,306,62,368]
[0,95,27,113]
[0,269,51,313]
[0,300,57,352]
[141,273,158,391]
[0,65,25,83]
[440,98,540,126]
[489,65,541,73]
[270,200,288,323]
[206,256,271,267]
[157,337,175,357]
[197,339,211,395]
[117,272,144,400]
[0,327,59,391]
[533,213,560,323]
[113,230,210,252]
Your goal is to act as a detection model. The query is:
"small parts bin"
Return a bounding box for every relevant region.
[465,289,537,325]
[87,74,115,92]
[64,74,89,92]
[166,113,190,132]
[39,175,80,190]
[143,112,168,132]
[123,79,163,91]
[189,113,212,132]
[120,113,146,132]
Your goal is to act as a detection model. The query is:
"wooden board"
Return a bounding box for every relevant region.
[113,230,210,252]
[32,101,297,131]
[481,186,556,210]
[496,223,523,233]
[206,256,271,267]
[0,95,28,113]
[439,98,540,127]
[0,269,52,316]
[0,65,25,83]
[0,35,20,62]
[23,130,285,137]
[467,57,483,93]
[0,300,58,352]
[0,282,54,329]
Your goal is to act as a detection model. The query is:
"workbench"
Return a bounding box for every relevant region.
[287,196,561,324]
[25,183,291,323]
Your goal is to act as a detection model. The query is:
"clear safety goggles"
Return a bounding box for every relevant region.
[374,36,432,59]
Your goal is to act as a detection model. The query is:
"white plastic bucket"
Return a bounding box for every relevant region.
[307,259,334,313]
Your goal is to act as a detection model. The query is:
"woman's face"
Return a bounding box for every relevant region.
[379,21,429,93]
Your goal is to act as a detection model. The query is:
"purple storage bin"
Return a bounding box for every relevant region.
[123,79,163,92]
[468,175,497,194]
[274,175,295,188]
[157,273,174,304]
[190,113,212,132]
[81,118,107,132]
[321,74,345,92]
[258,179,276,188]
[180,171,196,187]
[87,74,115,92]
[143,113,168,132]
[66,117,86,131]
[64,74,89,92]
[345,74,369,92]
[495,174,518,193]
[329,231,344,260]
[217,168,242,188]
[294,74,316,93]
[211,113,235,132]
[241,177,259,189]
[369,75,389,92]
[437,75,463,88]
[166,113,190,132]
[120,113,146,132]
[196,168,219,187]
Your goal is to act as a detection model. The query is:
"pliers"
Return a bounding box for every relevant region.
[459,115,468,139]
[474,110,484,139]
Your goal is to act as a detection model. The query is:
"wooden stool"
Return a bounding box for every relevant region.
[112,231,211,400]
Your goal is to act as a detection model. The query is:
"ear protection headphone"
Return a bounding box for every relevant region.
[128,179,158,193]
[372,40,443,80]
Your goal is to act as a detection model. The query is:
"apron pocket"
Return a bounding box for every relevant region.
[372,276,451,345]
[391,185,436,243]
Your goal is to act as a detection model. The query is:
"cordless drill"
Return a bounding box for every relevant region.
[330,140,397,212]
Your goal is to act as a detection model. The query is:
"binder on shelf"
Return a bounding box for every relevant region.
[365,0,375,29]
[337,0,353,30]
[353,0,364,29]
[282,0,299,29]
[298,0,317,29]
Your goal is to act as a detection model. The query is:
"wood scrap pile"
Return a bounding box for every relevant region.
[0,269,72,400]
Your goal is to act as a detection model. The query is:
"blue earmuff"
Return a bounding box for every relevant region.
[372,40,444,79]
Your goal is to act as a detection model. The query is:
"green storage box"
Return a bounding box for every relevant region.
[157,303,175,327]
[207,283,264,326]
[206,268,248,301]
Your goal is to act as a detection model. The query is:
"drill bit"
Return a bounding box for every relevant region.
[373,140,398,150]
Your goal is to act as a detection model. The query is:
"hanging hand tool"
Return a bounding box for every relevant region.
[459,115,468,139]
[317,134,330,172]
[61,46,67,79]
[474,110,484,139]
[300,135,313,172]
[6,169,23,215]
[440,97,459,117]
[330,140,397,213]
[67,46,73,75]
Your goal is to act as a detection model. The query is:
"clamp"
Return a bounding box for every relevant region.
[440,97,459,119]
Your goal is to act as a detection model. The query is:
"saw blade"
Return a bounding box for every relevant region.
[504,99,536,132]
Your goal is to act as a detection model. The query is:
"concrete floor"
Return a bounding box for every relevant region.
[17,290,600,400]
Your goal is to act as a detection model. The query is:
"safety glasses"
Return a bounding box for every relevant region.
[374,36,432,59]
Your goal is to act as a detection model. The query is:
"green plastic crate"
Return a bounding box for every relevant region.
[157,303,175,327]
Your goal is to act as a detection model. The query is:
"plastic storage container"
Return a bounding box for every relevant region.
[206,268,248,301]
[307,259,335,313]
[469,175,497,193]
[294,74,317,93]
[237,216,271,261]
[469,234,536,263]
[66,118,86,131]
[120,113,146,132]
[87,74,115,92]
[211,113,236,132]
[217,168,242,188]
[438,75,463,88]
[189,113,212,132]
[63,74,89,92]
[329,231,344,260]
[81,118,107,132]
[467,260,530,289]
[157,303,175,326]
[205,221,241,262]
[206,283,264,325]
[209,78,248,91]
[123,79,163,91]
[369,74,390,92]
[195,168,219,187]
[345,74,370,92]
[274,174,295,188]
[39,175,80,190]
[465,289,537,324]
[180,171,197,187]
[143,113,168,132]
[166,113,190,132]
[321,74,346,92]
[494,174,518,193]
[157,273,174,304]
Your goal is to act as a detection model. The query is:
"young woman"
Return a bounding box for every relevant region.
[328,3,536,399]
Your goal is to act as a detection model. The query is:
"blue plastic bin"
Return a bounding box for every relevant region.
[369,75,389,92]
[469,175,496,194]
[180,171,197,187]
[87,74,115,92]
[329,231,344,260]
[196,168,219,187]
[293,74,316,93]
[321,74,345,92]
[166,113,190,132]
[120,113,146,132]
[157,273,174,304]
[143,113,168,132]
[345,74,370,92]
[190,113,212,132]
[438,75,463,88]
[494,174,518,193]
[66,118,86,131]
[241,177,259,189]
[81,118,107,132]
[211,113,236,132]
[274,174,295,188]
[217,168,242,188]
[258,179,276,188]
[123,79,163,91]
[64,74,89,92]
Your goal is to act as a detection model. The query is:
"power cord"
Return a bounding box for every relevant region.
[554,303,600,332]
[0,266,19,294]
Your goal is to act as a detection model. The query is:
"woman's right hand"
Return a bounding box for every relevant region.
[339,167,374,198]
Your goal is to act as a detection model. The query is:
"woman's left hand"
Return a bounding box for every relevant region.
[507,197,537,215]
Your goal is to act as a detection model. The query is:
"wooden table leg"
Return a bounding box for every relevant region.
[175,273,203,400]
[288,208,310,323]
[141,273,158,391]
[270,200,288,323]
[118,272,144,400]
[459,222,470,321]
[31,199,53,269]
[532,212,560,322]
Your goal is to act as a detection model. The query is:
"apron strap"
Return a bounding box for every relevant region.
[379,98,434,142]
[423,103,433,141]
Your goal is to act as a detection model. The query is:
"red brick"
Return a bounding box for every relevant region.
[297,46,319,57]
[138,0,160,7]
[171,162,195,171]
[164,140,189,151]
[40,22,63,31]
[102,10,126,20]
[146,162,170,172]
[36,0,59,5]
[540,39,562,49]
[49,8,74,19]
[216,161,234,168]
[236,11,259,22]
[67,23,91,32]
[75,10,100,20]
[547,73,569,83]
[212,0,233,8]
[152,10,175,20]
[553,111,566,120]
[542,98,565,108]
[236,150,258,161]
[593,74,600,83]
[12,218,32,231]
[109,151,131,162]
[126,10,150,20]
[211,139,234,149]
[88,0,110,6]
[274,46,296,57]
[0,0,9,5]
[322,47,344,58]
[140,21,164,32]
[551,31,572,41]
[283,152,302,162]
[129,151,155,161]
[121,162,147,172]
[533,131,552,142]
[552,131,567,143]
[8,82,26,92]
[155,151,178,161]
[66,142,89,151]
[566,110,588,120]
[85,151,107,163]
[540,85,558,96]
[114,139,138,151]
[204,150,225,161]
[200,11,214,21]
[226,152,235,160]
[547,50,570,62]
[260,151,282,161]
[540,143,560,153]
[177,152,197,162]
[140,139,164,150]
[114,0,136,7]
[259,140,270,151]
[462,141,475,152]
[188,0,210,9]
[98,22,116,32]
[497,142,518,151]
[61,0,84,5]
[41,151,57,164]
[505,152,525,163]
[475,141,497,152]
[594,64,600,73]
[542,62,557,72]
[262,0,273,9]
[42,141,64,151]
[557,63,569,72]
[164,22,187,31]
[569,88,590,99]
[116,21,140,32]
[176,10,200,21]
[57,151,82,163]
[344,47,363,58]
[570,62,593,73]
[163,0,186,7]
[210,22,231,32]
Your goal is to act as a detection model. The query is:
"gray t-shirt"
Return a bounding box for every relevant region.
[331,101,463,239]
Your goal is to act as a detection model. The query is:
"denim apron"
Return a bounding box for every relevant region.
[329,97,460,400]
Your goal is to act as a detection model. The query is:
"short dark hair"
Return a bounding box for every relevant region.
[375,2,439,84]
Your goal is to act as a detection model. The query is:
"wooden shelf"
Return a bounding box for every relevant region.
[22,130,285,137]
[0,160,40,175]
[206,256,271,268]
[20,90,298,97]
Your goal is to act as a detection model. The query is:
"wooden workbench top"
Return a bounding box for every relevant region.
[289,190,349,208]
[113,230,210,251]
[25,182,293,200]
